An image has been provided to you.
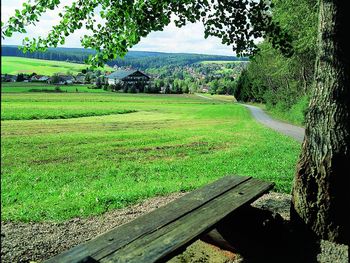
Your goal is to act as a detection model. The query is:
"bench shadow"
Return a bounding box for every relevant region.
[202,206,320,263]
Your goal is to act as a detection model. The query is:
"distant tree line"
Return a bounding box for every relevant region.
[1,46,247,70]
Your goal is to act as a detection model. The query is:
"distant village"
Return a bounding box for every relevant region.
[2,61,247,95]
[1,66,157,92]
[1,66,148,86]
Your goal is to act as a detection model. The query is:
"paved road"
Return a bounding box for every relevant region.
[243,104,305,143]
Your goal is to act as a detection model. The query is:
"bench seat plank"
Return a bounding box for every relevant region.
[102,177,273,263]
[46,175,252,263]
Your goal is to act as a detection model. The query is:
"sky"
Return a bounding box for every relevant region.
[1,0,235,56]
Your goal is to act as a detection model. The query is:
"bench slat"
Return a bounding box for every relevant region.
[101,178,273,263]
[46,175,251,263]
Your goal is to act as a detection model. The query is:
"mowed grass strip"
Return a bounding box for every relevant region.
[1,82,109,93]
[1,92,219,120]
[1,94,137,120]
[1,93,300,222]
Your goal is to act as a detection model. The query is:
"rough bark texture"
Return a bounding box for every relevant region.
[291,0,350,245]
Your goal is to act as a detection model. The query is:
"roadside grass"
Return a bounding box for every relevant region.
[196,93,237,102]
[1,56,112,75]
[245,97,309,127]
[1,93,301,222]
[266,97,309,126]
[1,82,108,93]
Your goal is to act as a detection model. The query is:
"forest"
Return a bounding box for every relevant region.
[1,45,247,69]
[234,0,317,125]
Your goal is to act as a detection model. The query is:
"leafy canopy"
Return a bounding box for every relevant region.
[2,0,292,67]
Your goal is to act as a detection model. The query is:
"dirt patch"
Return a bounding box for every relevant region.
[113,141,226,154]
[169,240,239,263]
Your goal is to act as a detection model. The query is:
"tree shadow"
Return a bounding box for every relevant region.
[202,205,321,263]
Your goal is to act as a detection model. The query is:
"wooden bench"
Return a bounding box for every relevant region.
[46,175,274,263]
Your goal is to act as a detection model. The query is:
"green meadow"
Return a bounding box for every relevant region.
[1,82,108,95]
[196,93,237,102]
[1,56,112,75]
[1,92,300,222]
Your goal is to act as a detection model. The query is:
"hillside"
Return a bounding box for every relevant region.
[1,45,248,70]
[1,57,112,76]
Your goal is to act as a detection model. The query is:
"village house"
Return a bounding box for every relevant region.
[60,75,75,84]
[74,73,86,84]
[201,86,209,93]
[22,75,30,82]
[1,74,16,82]
[107,69,150,86]
[30,75,50,82]
[47,75,75,85]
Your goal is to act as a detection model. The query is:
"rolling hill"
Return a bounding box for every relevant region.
[1,56,112,76]
[1,45,248,70]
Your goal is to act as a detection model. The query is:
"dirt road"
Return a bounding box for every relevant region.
[243,104,305,143]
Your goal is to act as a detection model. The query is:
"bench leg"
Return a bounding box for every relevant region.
[200,228,236,252]
[201,205,321,263]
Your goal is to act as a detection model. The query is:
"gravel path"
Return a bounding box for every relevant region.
[242,104,305,143]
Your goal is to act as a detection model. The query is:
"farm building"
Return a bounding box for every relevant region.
[201,86,210,93]
[1,74,16,82]
[107,70,150,86]
[30,75,50,82]
[74,73,86,84]
[47,75,75,85]
[59,75,75,84]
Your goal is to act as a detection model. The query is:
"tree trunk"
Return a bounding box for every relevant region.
[291,0,350,245]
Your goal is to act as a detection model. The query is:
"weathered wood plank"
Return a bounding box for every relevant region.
[102,178,274,263]
[46,176,250,263]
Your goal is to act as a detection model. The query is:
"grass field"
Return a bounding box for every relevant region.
[196,93,237,102]
[1,56,112,76]
[1,82,108,95]
[1,92,301,222]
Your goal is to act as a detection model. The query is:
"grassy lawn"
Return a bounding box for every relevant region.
[196,93,237,102]
[1,82,108,95]
[1,56,112,76]
[1,92,301,222]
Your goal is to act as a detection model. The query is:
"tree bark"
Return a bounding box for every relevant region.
[291,0,350,245]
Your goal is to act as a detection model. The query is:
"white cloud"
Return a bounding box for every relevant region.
[132,22,235,56]
[1,0,89,47]
[1,0,235,56]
